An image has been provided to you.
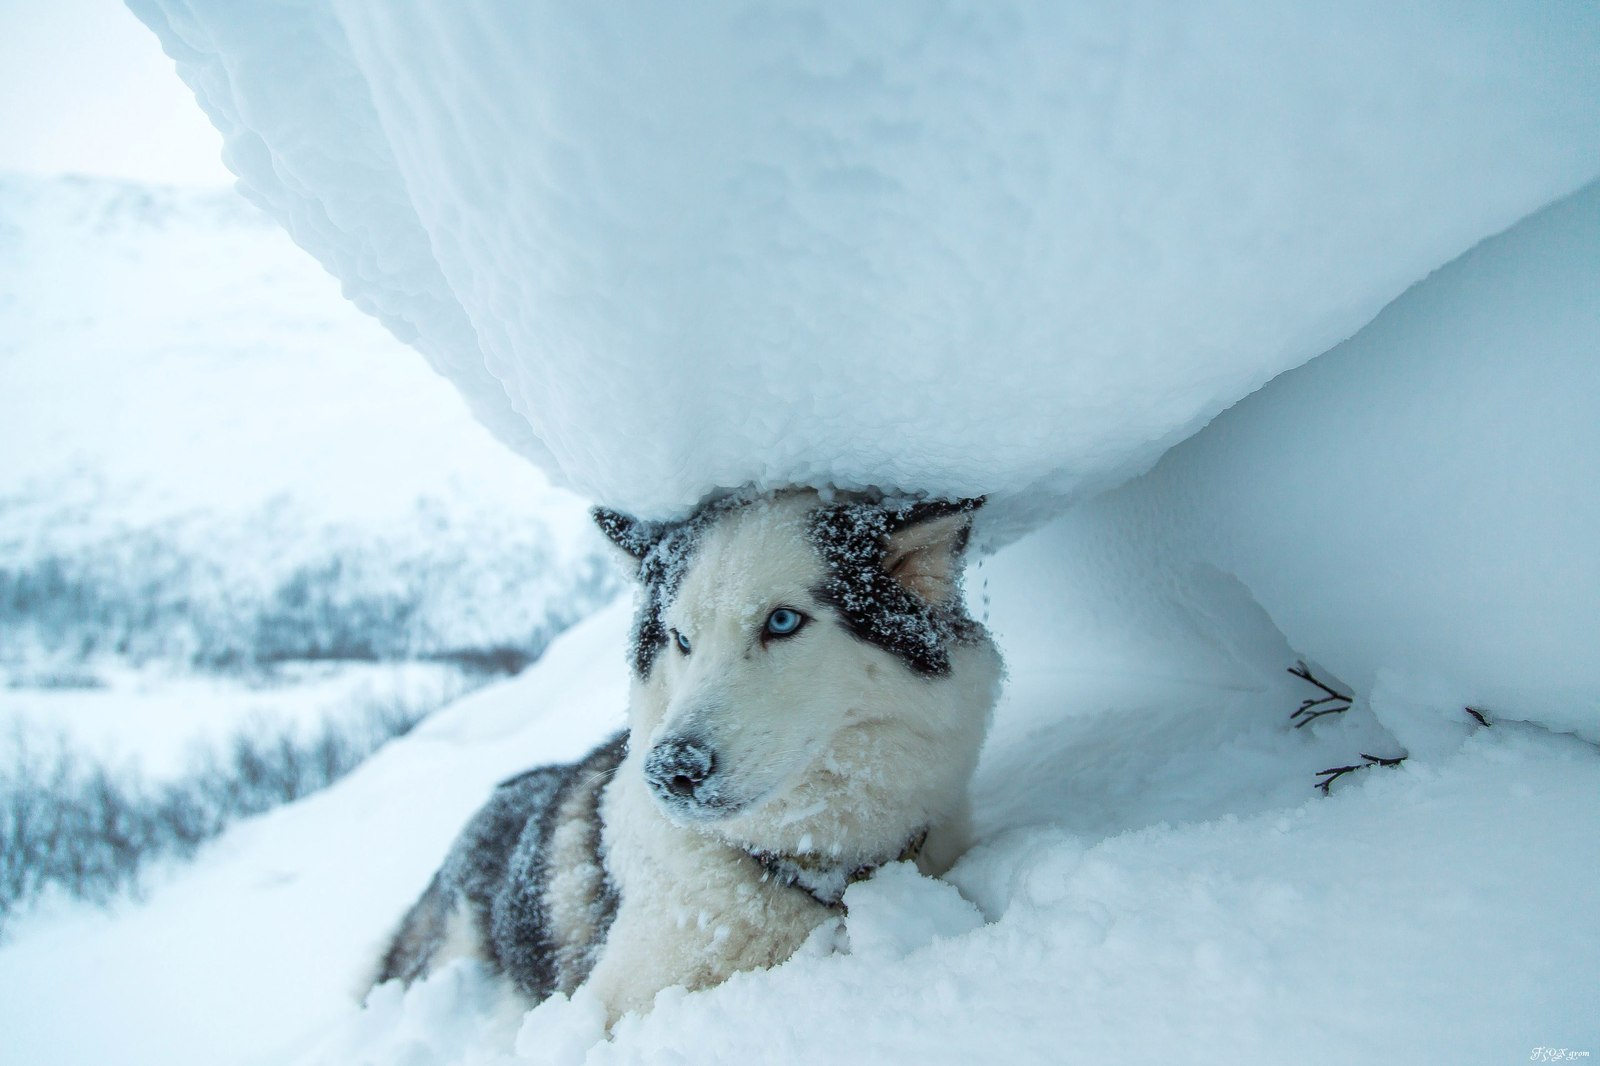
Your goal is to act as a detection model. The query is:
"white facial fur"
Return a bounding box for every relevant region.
[626,492,1003,866]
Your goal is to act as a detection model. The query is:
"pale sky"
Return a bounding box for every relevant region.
[0,0,232,186]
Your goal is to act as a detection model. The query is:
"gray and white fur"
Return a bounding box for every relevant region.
[374,489,1004,1022]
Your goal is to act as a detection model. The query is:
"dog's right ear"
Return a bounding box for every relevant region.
[592,507,664,574]
[882,497,983,604]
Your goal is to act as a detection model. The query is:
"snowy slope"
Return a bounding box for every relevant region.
[0,604,631,1066]
[1,547,1592,1065]
[128,1,1600,527]
[0,661,469,781]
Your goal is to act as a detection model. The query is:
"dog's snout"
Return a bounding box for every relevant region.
[645,737,717,803]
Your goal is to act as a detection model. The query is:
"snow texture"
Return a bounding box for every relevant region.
[1030,178,1600,748]
[5,577,1591,1065]
[128,1,1600,531]
[5,179,1596,1047]
[7,5,1588,1062]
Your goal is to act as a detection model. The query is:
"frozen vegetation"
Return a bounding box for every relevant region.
[0,175,615,934]
[0,175,613,686]
[0,679,444,935]
[0,482,612,675]
[0,2,1595,1064]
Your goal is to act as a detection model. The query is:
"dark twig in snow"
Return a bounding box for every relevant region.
[1465,706,1492,727]
[1288,660,1354,727]
[1314,752,1408,794]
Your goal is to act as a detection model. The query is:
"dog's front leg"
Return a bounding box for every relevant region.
[582,899,706,1025]
[584,880,826,1028]
[580,909,663,1024]
[587,776,829,1026]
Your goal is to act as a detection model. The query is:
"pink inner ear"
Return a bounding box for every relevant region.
[887,547,954,602]
[883,513,970,602]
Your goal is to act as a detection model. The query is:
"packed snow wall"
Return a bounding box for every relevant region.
[989,179,1600,745]
[128,1,1600,534]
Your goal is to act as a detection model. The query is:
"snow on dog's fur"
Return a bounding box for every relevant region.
[374,489,1003,1022]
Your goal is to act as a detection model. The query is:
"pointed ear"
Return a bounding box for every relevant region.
[592,507,663,572]
[882,498,983,603]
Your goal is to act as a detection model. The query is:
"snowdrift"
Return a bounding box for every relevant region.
[128,1,1600,529]
[987,177,1600,749]
[4,506,1595,1064]
[1096,180,1600,750]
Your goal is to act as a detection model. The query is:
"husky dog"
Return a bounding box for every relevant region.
[374,489,1003,1021]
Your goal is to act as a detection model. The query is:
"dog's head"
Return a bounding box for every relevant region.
[594,490,1002,860]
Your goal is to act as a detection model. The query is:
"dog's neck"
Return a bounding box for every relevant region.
[746,828,928,909]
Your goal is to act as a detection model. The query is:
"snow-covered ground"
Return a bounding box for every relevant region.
[2,3,1595,1063]
[1,541,1592,1064]
[1,661,470,782]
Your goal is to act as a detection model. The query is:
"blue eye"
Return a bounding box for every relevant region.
[673,630,692,655]
[765,608,804,637]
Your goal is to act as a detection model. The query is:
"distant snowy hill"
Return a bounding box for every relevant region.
[0,173,588,528]
[0,172,612,734]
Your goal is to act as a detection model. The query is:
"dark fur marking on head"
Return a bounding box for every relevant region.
[602,496,754,678]
[806,498,984,677]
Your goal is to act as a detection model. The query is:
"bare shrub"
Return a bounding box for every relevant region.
[0,685,453,938]
[0,490,619,677]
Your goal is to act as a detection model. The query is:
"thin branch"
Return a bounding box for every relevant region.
[1313,763,1362,793]
[1288,660,1354,727]
[1358,752,1407,767]
[1314,752,1407,793]
[1289,660,1347,701]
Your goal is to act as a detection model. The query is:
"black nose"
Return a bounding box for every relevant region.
[645,737,717,802]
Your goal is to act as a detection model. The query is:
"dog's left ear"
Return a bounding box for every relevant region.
[882,497,984,603]
[592,507,666,574]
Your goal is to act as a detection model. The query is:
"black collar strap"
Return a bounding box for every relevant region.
[749,829,928,910]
